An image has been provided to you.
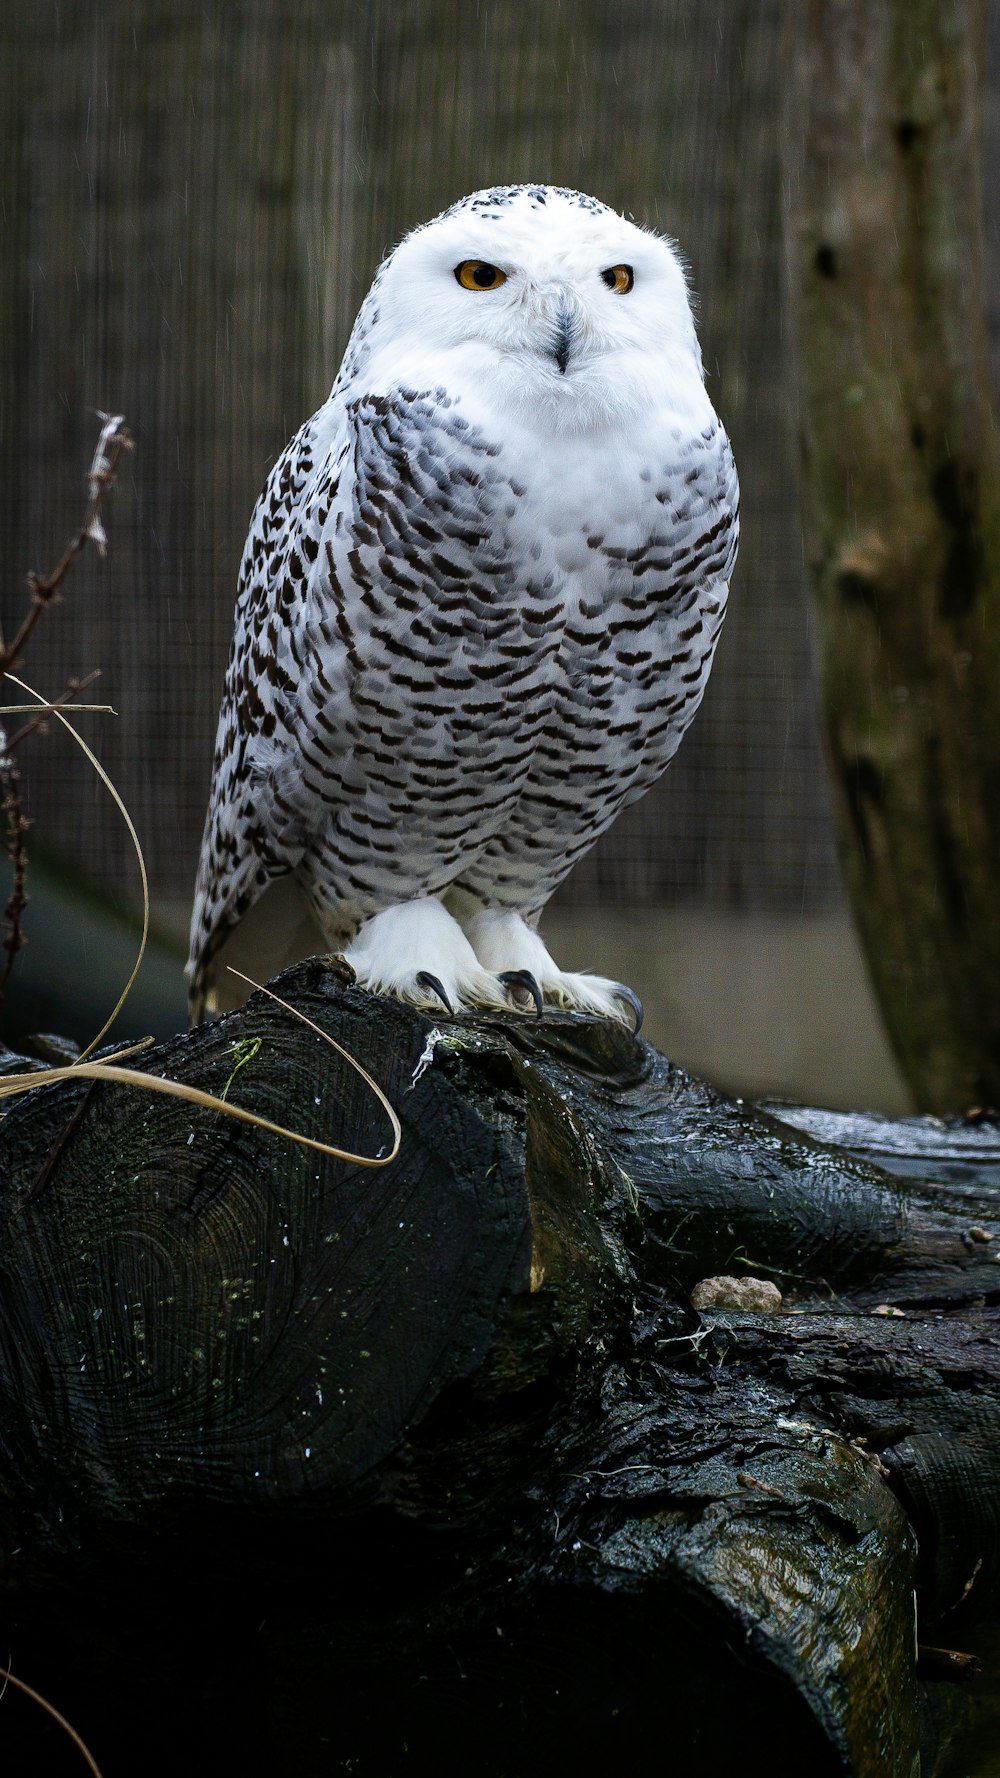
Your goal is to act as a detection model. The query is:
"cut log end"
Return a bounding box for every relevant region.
[0,960,997,1775]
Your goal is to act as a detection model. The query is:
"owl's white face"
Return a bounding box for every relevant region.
[353,186,707,435]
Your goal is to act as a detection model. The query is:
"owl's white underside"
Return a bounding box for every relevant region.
[187,184,739,1024]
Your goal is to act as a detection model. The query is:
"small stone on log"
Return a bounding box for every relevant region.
[690,1273,782,1312]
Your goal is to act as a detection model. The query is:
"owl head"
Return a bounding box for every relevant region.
[343,185,705,434]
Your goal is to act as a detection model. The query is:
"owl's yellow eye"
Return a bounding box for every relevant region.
[455,260,508,291]
[601,264,634,294]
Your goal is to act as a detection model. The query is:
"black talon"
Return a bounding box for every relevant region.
[615,983,644,1034]
[498,969,544,1019]
[415,971,454,1015]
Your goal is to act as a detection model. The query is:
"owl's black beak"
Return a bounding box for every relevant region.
[551,301,576,374]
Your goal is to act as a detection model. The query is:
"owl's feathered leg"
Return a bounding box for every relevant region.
[342,898,517,1014]
[460,909,644,1031]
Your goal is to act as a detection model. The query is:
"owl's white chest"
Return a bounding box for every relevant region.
[464,360,720,560]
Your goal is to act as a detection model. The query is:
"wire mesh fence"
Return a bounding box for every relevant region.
[3,0,995,939]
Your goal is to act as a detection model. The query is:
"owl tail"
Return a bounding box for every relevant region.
[185,946,220,1028]
[186,967,207,1028]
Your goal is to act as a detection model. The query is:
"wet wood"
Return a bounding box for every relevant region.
[0,961,998,1775]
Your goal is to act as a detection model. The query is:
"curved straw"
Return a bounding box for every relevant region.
[0,678,400,1165]
[4,671,148,1062]
[0,973,402,1169]
[0,1665,104,1777]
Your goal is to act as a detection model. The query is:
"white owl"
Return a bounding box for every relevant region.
[187,185,738,1026]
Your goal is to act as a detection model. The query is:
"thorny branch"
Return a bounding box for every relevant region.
[0,414,131,1002]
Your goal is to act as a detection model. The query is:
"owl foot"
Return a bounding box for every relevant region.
[497,969,544,1018]
[460,909,644,1030]
[415,972,455,1015]
[343,898,522,1015]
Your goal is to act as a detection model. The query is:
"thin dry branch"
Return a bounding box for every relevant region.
[4,670,149,1056]
[3,671,103,752]
[0,413,133,681]
[0,414,131,1009]
[0,704,113,716]
[0,746,29,996]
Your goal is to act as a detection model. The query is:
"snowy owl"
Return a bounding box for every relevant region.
[187,184,739,1026]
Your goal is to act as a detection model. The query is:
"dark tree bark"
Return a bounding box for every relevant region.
[785,0,1000,1111]
[0,960,997,1775]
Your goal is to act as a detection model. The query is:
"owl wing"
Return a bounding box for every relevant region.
[186,401,352,1018]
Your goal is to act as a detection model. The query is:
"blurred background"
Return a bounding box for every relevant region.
[2,1,997,1108]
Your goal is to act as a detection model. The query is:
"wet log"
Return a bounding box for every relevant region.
[0,958,998,1776]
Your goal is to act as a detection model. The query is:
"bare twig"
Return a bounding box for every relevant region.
[4,671,103,752]
[0,742,29,994]
[0,414,131,1009]
[0,703,113,716]
[0,413,133,681]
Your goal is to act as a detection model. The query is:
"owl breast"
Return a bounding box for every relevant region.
[279,383,737,923]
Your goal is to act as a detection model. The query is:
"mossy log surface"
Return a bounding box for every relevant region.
[0,960,998,1776]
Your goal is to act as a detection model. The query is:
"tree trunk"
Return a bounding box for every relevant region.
[785,0,1000,1111]
[0,962,998,1775]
